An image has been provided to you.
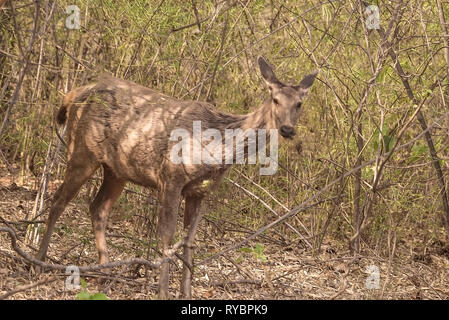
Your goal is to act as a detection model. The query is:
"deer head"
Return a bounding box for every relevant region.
[258,56,318,139]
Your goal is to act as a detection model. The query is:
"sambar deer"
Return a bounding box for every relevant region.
[36,56,317,298]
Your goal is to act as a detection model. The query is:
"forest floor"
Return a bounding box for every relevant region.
[0,166,448,300]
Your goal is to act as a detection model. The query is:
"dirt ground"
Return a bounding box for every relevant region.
[1,168,448,300]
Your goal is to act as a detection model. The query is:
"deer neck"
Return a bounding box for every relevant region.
[241,100,275,132]
[223,100,276,162]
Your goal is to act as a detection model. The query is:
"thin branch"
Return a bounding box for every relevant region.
[0,276,59,300]
[377,25,449,232]
[198,110,449,266]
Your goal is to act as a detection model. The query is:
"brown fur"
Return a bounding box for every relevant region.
[37,57,317,299]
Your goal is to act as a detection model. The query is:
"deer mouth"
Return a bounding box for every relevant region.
[281,133,295,140]
[280,125,295,139]
[280,130,296,139]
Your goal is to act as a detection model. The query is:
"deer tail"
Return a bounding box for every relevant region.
[56,84,96,125]
[56,91,74,125]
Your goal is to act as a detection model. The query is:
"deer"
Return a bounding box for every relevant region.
[36,56,318,299]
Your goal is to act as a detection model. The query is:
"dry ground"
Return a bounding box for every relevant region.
[0,168,448,300]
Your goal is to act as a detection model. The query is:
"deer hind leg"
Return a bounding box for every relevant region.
[180,195,204,299]
[36,155,99,262]
[89,165,125,264]
[157,186,182,299]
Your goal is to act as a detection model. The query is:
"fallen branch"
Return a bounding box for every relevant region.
[0,276,59,300]
[226,177,312,249]
[0,226,180,272]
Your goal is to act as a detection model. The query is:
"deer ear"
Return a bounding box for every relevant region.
[297,71,318,94]
[258,56,282,89]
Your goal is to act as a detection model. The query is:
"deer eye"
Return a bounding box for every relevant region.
[273,98,279,105]
[296,102,302,109]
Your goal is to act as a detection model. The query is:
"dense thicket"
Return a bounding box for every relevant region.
[1,0,449,273]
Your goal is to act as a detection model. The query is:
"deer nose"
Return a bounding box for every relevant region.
[280,125,295,138]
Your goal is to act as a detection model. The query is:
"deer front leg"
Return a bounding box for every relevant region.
[158,187,181,299]
[181,195,203,299]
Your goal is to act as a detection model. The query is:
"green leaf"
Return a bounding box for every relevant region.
[90,293,109,300]
[373,126,396,153]
[239,244,267,262]
[376,66,389,84]
[409,143,429,163]
[80,278,87,289]
[255,243,263,255]
[76,291,91,300]
[384,134,395,152]
[253,243,267,262]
